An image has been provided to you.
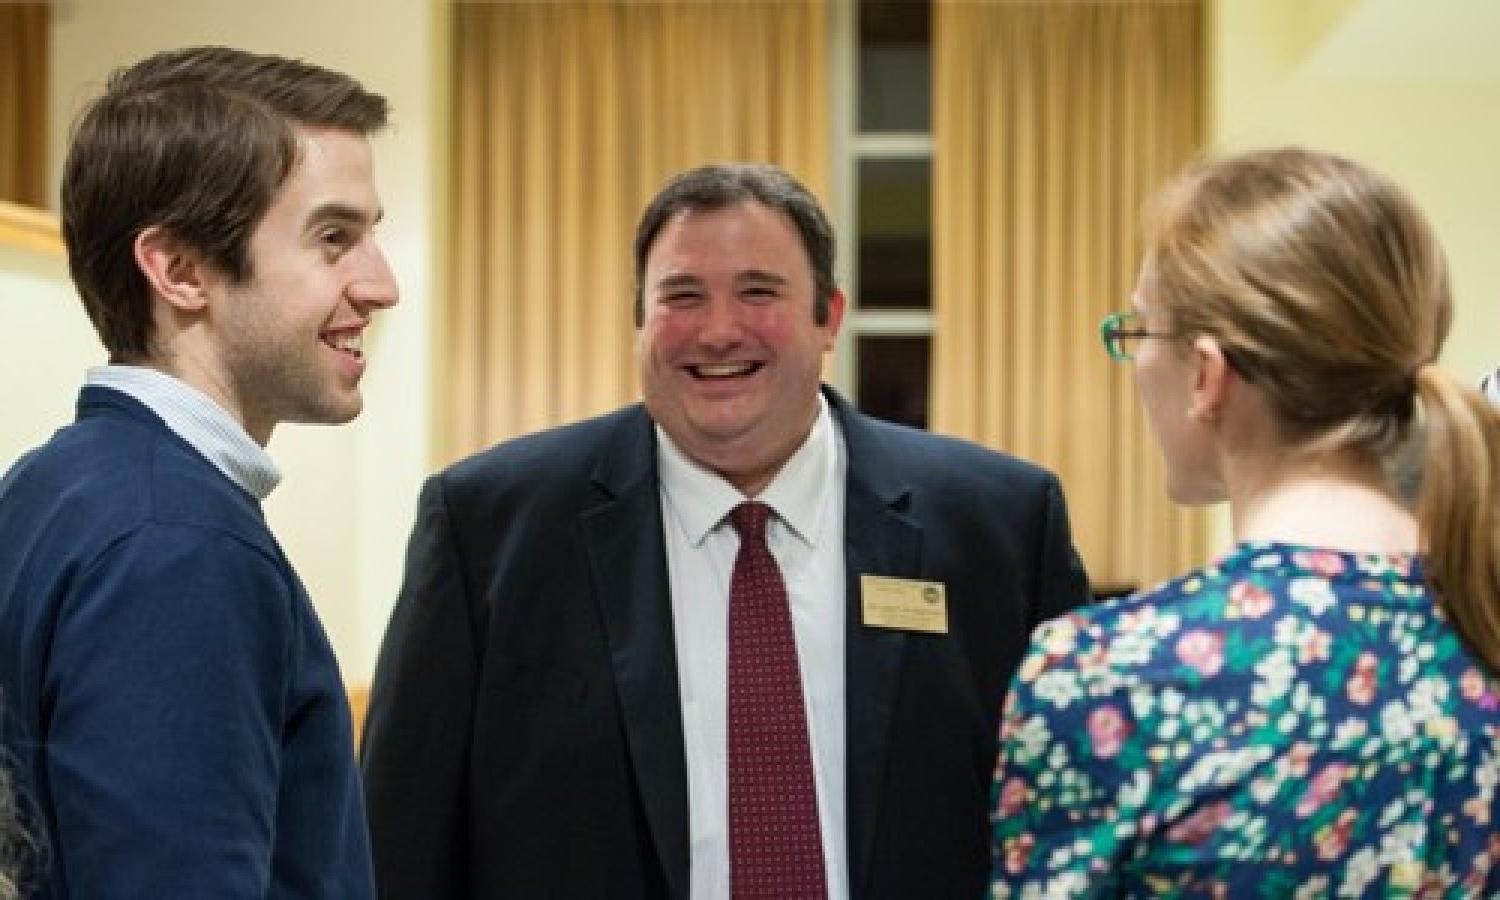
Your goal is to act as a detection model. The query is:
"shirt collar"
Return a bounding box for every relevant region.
[656,394,836,548]
[86,364,282,500]
[1483,366,1500,407]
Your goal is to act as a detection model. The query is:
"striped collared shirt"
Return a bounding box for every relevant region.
[86,365,281,500]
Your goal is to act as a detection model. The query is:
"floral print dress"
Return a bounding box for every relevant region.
[989,542,1500,898]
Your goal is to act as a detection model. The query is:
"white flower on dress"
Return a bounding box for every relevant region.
[1036,618,1079,657]
[1377,795,1408,830]
[1038,873,1090,899]
[1117,770,1151,810]
[1378,820,1427,866]
[1379,700,1418,744]
[1274,615,1301,647]
[1127,685,1156,720]
[1289,577,1336,616]
[1107,630,1154,667]
[1476,757,1498,792]
[1009,714,1053,765]
[1337,847,1379,897]
[1032,669,1083,710]
[1397,654,1420,685]
[1251,648,1295,707]
[1406,677,1448,724]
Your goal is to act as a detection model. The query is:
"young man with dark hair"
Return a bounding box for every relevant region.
[0,46,396,898]
[362,163,1089,899]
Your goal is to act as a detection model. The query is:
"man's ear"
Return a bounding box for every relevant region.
[1188,335,1233,424]
[820,288,847,350]
[132,226,211,314]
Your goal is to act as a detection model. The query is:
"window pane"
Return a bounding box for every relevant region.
[856,335,930,430]
[856,157,930,310]
[857,0,931,133]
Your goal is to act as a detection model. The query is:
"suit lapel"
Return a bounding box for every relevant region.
[831,392,923,897]
[582,408,690,899]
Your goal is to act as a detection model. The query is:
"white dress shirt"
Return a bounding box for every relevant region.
[656,396,849,900]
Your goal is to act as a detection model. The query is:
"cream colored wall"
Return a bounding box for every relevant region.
[42,0,450,684]
[1203,0,1500,552]
[0,241,102,469]
[1211,0,1500,381]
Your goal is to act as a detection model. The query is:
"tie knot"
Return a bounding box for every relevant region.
[729,501,771,541]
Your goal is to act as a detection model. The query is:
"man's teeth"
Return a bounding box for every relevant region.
[325,332,363,355]
[695,362,755,378]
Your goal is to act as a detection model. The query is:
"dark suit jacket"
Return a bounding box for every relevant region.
[361,389,1088,899]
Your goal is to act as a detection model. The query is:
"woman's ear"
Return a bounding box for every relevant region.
[132,226,210,314]
[1188,335,1233,425]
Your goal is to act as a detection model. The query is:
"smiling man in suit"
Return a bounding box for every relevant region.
[361,163,1089,899]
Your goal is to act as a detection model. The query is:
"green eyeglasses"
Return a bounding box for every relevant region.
[1099,310,1257,381]
[1099,310,1171,362]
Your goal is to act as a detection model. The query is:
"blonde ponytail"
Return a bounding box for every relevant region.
[1415,365,1500,673]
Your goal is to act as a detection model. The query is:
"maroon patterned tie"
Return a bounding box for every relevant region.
[727,501,827,899]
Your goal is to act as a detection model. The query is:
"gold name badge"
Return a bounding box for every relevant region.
[860,575,948,634]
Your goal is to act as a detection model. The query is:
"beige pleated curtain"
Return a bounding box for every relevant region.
[447,1,830,462]
[0,3,48,207]
[932,0,1208,591]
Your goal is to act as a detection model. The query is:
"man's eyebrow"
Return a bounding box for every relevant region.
[306,202,381,229]
[655,273,704,290]
[736,270,788,285]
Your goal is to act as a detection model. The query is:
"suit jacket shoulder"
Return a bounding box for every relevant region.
[442,404,652,500]
[846,405,1053,481]
[830,390,1063,519]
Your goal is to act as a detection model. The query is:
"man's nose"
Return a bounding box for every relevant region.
[696,296,743,346]
[349,243,399,310]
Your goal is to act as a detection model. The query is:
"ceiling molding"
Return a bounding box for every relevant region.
[1302,0,1500,81]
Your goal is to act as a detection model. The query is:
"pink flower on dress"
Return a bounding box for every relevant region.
[1463,793,1491,826]
[1297,627,1332,664]
[996,776,1029,818]
[1176,629,1226,678]
[1295,762,1348,818]
[1460,667,1500,710]
[1295,550,1347,577]
[1228,581,1274,619]
[1087,705,1131,759]
[1166,801,1233,845]
[1002,833,1035,875]
[1313,808,1357,861]
[1076,643,1109,680]
[1286,741,1315,778]
[1415,872,1449,900]
[1347,652,1379,705]
[1461,668,1486,700]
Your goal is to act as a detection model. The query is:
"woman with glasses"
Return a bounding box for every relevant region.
[988,147,1500,897]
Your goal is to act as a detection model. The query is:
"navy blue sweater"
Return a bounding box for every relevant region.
[0,387,373,898]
